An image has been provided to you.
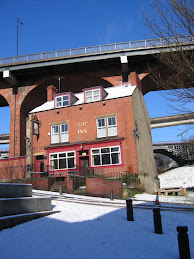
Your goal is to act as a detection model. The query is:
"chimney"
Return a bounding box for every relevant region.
[47,85,58,101]
[130,72,142,92]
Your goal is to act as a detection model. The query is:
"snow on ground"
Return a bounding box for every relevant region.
[0,198,194,259]
[0,166,194,258]
[135,166,194,205]
[158,165,194,189]
[134,190,194,205]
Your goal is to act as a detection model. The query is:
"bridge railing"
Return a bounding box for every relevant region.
[0,35,193,65]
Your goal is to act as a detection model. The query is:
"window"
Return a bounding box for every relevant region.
[56,95,69,108]
[60,124,69,143]
[85,89,100,103]
[50,151,75,170]
[107,116,117,136]
[51,123,69,144]
[96,118,106,138]
[91,146,121,166]
[96,116,117,138]
[51,125,59,144]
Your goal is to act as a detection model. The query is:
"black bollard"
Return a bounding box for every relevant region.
[59,185,62,195]
[177,226,191,259]
[110,190,114,200]
[126,199,134,221]
[153,208,163,234]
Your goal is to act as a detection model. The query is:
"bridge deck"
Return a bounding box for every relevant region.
[0,36,193,69]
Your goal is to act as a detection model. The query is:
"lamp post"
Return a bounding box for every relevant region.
[16,17,23,57]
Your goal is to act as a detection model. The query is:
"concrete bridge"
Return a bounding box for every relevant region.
[150,113,194,129]
[0,36,193,158]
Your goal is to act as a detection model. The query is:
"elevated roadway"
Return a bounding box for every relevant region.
[150,113,194,129]
[0,134,9,144]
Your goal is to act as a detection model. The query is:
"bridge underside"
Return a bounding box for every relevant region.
[153,149,188,166]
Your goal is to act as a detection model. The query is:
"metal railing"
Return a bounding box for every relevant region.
[0,35,193,66]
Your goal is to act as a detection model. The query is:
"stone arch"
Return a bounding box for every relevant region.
[153,148,188,166]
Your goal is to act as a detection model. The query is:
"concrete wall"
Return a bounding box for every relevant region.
[132,87,159,193]
[0,183,32,198]
[0,197,52,217]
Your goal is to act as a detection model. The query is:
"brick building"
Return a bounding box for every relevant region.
[26,81,159,193]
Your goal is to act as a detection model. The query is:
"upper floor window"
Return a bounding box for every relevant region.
[85,89,100,103]
[51,123,69,144]
[55,95,69,108]
[96,116,117,138]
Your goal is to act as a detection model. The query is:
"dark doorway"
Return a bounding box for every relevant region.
[79,156,90,176]
[34,155,44,177]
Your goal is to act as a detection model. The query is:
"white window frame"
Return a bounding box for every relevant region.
[96,118,106,138]
[91,146,121,167]
[85,89,100,103]
[107,116,117,137]
[51,123,69,144]
[55,95,69,108]
[60,123,69,143]
[51,125,59,144]
[96,116,117,138]
[50,151,76,171]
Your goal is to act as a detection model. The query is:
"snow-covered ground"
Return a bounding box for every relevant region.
[135,165,194,205]
[158,165,194,189]
[0,198,194,259]
[0,166,194,259]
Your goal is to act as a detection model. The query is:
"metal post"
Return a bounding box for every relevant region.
[126,199,134,221]
[153,208,163,234]
[110,190,113,200]
[177,226,191,259]
[59,185,62,195]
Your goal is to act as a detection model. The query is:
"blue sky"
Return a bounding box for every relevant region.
[0,0,193,146]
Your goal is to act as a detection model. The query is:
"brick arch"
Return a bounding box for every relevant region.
[141,73,157,95]
[33,72,113,94]
[0,87,14,107]
[19,73,113,156]
[0,93,11,140]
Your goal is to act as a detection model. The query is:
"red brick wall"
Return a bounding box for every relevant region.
[47,85,58,101]
[32,95,138,175]
[67,178,74,193]
[0,157,26,179]
[11,178,55,191]
[86,177,122,198]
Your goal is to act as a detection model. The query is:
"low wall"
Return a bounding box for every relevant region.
[0,157,26,179]
[0,183,32,198]
[0,197,52,217]
[11,178,55,191]
[67,178,73,193]
[86,177,122,199]
[66,177,122,198]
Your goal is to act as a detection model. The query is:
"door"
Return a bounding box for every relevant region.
[34,156,44,177]
[79,156,90,176]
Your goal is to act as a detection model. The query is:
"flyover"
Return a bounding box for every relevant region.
[150,113,194,129]
[0,134,9,144]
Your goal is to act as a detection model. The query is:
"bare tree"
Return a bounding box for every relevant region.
[143,0,194,114]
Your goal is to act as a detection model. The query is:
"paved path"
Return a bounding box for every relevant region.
[33,190,194,214]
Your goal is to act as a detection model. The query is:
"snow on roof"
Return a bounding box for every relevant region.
[30,84,136,113]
